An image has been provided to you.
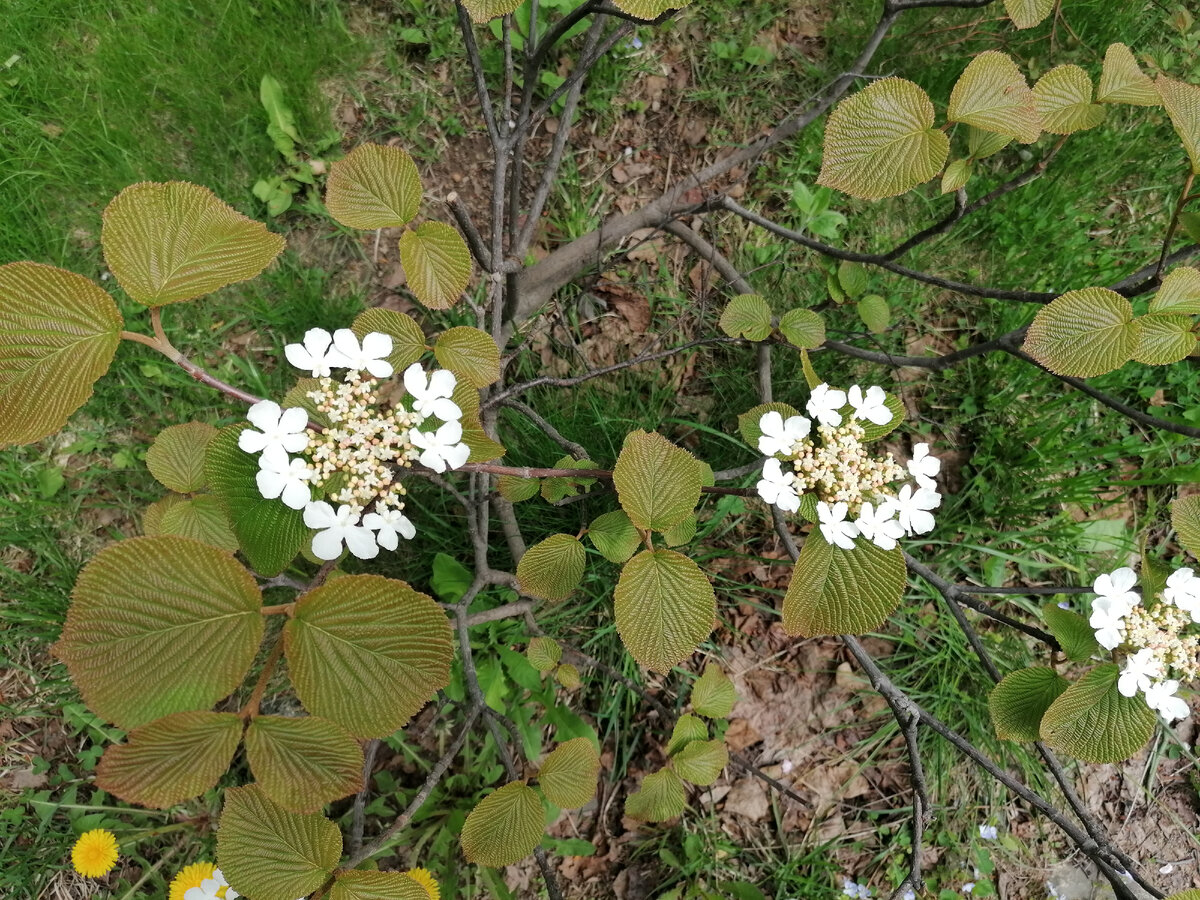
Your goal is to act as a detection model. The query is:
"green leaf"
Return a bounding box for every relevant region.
[461,781,545,867]
[1042,603,1100,662]
[284,574,453,737]
[988,667,1069,742]
[856,294,890,334]
[351,309,427,372]
[281,377,330,429]
[671,739,728,787]
[1179,211,1200,244]
[143,493,187,536]
[1150,266,1200,315]
[517,534,586,602]
[0,262,123,445]
[777,308,826,349]
[781,530,906,637]
[1039,664,1157,763]
[1022,287,1139,377]
[1131,313,1196,365]
[1003,0,1053,28]
[146,422,217,492]
[462,416,506,463]
[537,738,600,809]
[613,430,703,532]
[609,0,691,20]
[245,715,364,814]
[259,75,301,156]
[324,143,421,229]
[217,783,341,900]
[1157,76,1200,174]
[400,222,473,310]
[555,663,582,690]
[1171,495,1200,560]
[947,51,1041,144]
[498,475,540,502]
[837,261,868,299]
[1166,892,1200,900]
[587,510,642,564]
[541,456,598,503]
[967,126,1011,159]
[431,552,472,603]
[95,711,242,808]
[1033,65,1105,134]
[817,77,950,200]
[663,514,697,548]
[205,424,308,577]
[527,637,562,673]
[625,768,687,822]
[615,549,715,672]
[460,0,524,24]
[330,871,432,900]
[1141,553,1172,600]
[434,325,500,387]
[692,665,737,719]
[158,495,240,553]
[940,159,972,194]
[666,714,708,756]
[54,536,264,730]
[719,294,772,341]
[737,402,802,450]
[101,182,284,307]
[1096,43,1159,106]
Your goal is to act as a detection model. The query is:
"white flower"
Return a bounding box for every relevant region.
[1160,863,1175,875]
[1117,648,1162,697]
[332,328,393,378]
[410,420,471,473]
[1093,567,1139,612]
[363,507,416,551]
[1089,596,1129,650]
[855,501,905,551]
[978,824,998,840]
[818,501,859,550]
[1164,567,1200,621]
[847,385,892,426]
[303,502,380,560]
[1144,679,1189,722]
[962,883,975,895]
[903,892,916,900]
[841,879,870,899]
[256,453,313,510]
[403,363,462,421]
[238,400,310,459]
[757,410,811,457]
[284,327,348,377]
[756,458,801,512]
[806,383,847,428]
[907,443,940,490]
[894,483,940,535]
[184,869,239,900]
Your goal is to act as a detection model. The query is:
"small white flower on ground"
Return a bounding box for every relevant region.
[256,453,313,510]
[1159,863,1174,875]
[978,824,998,840]
[403,363,462,421]
[410,420,471,473]
[303,501,380,560]
[847,384,892,425]
[332,328,394,378]
[902,892,916,900]
[1144,679,1189,722]
[363,507,416,551]
[1089,596,1129,650]
[855,501,905,551]
[818,501,859,550]
[1164,567,1200,621]
[894,483,940,535]
[756,458,801,512]
[757,410,811,456]
[780,759,794,774]
[907,442,940,490]
[962,883,975,895]
[284,327,346,377]
[841,879,870,899]
[238,400,310,459]
[807,383,847,427]
[1092,567,1139,611]
[1117,648,1162,697]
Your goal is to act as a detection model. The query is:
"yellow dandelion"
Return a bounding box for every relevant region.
[403,867,441,900]
[169,862,216,900]
[70,828,119,878]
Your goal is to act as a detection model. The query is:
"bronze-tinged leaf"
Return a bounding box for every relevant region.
[947,51,1041,143]
[609,0,691,20]
[612,430,703,533]
[245,715,364,814]
[325,143,422,229]
[460,0,524,24]
[1032,65,1105,134]
[537,738,601,809]
[1039,664,1157,763]
[158,495,239,553]
[143,492,188,536]
[351,308,427,372]
[330,871,432,900]
[461,781,546,867]
[399,222,473,310]
[1022,287,1139,377]
[1157,76,1200,175]
[987,667,1069,742]
[1003,0,1053,29]
[146,422,218,492]
[434,326,500,388]
[516,533,586,601]
[614,549,715,672]
[625,767,686,822]
[1096,43,1159,106]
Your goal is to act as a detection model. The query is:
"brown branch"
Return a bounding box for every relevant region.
[1155,170,1196,280]
[239,635,285,721]
[447,192,492,270]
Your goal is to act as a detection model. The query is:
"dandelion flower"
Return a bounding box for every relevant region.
[404,868,441,900]
[71,828,118,878]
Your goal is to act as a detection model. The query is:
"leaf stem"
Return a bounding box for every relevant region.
[1156,169,1197,280]
[240,635,285,721]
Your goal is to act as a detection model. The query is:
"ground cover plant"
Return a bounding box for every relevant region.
[4,0,1200,898]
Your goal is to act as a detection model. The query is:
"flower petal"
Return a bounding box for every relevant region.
[344,526,380,560]
[404,363,427,397]
[332,328,362,359]
[303,501,337,529]
[361,331,393,359]
[256,469,286,500]
[366,358,394,379]
[279,406,309,434]
[246,399,282,430]
[311,529,346,561]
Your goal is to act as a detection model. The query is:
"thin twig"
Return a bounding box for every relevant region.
[501,398,590,458]
[447,192,493,270]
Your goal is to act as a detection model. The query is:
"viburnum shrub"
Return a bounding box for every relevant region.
[4,0,1200,898]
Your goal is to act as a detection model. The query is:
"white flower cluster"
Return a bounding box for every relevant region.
[1089,566,1199,721]
[755,383,942,551]
[238,327,471,561]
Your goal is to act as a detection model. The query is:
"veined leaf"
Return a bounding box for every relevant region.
[612,430,703,532]
[1096,43,1159,106]
[941,159,972,194]
[330,871,432,900]
[663,514,697,548]
[817,77,950,200]
[555,662,582,690]
[691,664,738,719]
[719,294,772,341]
[1022,287,1139,377]
[352,308,427,372]
[1157,77,1200,174]
[666,714,708,756]
[857,294,890,334]
[1132,314,1196,365]
[462,416,505,463]
[245,715,363,814]
[537,738,601,809]
[615,549,716,672]
[610,0,691,20]
[1033,65,1105,134]
[95,711,241,808]
[587,509,642,564]
[101,182,284,307]
[1165,892,1200,900]
[0,262,122,445]
[1149,267,1200,315]
[146,422,217,492]
[737,402,802,450]
[967,126,1011,159]
[285,575,453,737]
[325,143,421,229]
[1171,495,1200,560]
[1003,0,1053,29]
[159,495,239,553]
[988,667,1069,742]
[517,533,586,601]
[400,222,472,310]
[460,0,524,24]
[461,781,545,867]
[281,377,329,429]
[1039,664,1157,762]
[778,308,826,349]
[781,530,905,637]
[671,739,728,787]
[626,768,686,822]
[434,325,500,387]
[1041,603,1100,663]
[838,261,869,299]
[55,536,263,730]
[947,51,1041,144]
[527,637,562,673]
[541,455,598,503]
[143,492,187,536]
[498,474,540,502]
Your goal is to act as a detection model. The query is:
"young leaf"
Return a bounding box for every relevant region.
[555,662,582,690]
[1039,664,1157,763]
[1033,65,1105,134]
[967,126,1011,160]
[666,714,709,756]
[351,308,427,372]
[1171,495,1200,560]
[158,495,239,553]
[837,261,868,299]
[781,530,905,637]
[1149,266,1200,315]
[737,402,803,450]
[245,716,364,814]
[1022,287,1139,377]
[143,492,188,536]
[285,574,453,737]
[461,0,524,24]
[527,637,563,673]
[941,159,972,194]
[719,294,772,341]
[537,737,601,809]
[587,509,642,564]
[692,665,738,719]
[146,422,217,493]
[55,536,264,730]
[663,514,697,548]
[1131,314,1196,365]
[95,711,242,808]
[777,308,826,349]
[1041,603,1100,662]
[625,768,687,822]
[217,783,342,900]
[541,456,598,503]
[460,781,545,867]
[517,533,586,601]
[988,667,1069,742]
[671,739,728,787]
[330,871,432,900]
[0,262,123,445]
[1096,43,1159,106]
[615,549,716,672]
[613,430,703,532]
[947,51,1041,144]
[324,143,422,229]
[400,222,473,310]
[610,0,692,20]
[1003,0,1053,29]
[461,416,506,463]
[856,294,890,334]
[101,182,284,307]
[1157,77,1200,174]
[498,474,540,502]
[434,325,500,387]
[817,77,950,200]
